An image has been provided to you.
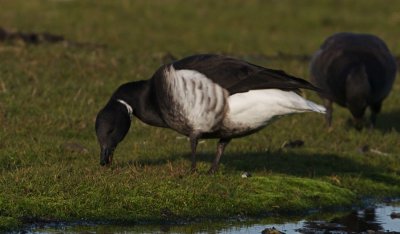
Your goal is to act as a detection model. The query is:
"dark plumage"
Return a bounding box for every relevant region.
[95,54,325,173]
[310,32,397,129]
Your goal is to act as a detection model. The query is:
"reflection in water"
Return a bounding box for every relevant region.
[300,208,382,233]
[25,204,400,233]
[297,205,400,233]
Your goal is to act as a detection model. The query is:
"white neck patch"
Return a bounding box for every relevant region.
[116,99,133,120]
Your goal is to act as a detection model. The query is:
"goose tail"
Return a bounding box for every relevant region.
[305,100,326,114]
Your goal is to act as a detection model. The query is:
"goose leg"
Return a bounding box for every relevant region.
[324,99,333,128]
[189,132,201,172]
[370,102,382,129]
[208,138,231,174]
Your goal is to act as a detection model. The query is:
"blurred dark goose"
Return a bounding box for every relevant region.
[310,32,397,129]
[95,54,325,173]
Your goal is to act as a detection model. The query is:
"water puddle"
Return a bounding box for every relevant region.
[21,203,400,233]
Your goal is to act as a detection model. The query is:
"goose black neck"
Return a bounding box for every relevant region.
[112,80,167,128]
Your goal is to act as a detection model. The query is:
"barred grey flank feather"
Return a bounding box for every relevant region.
[159,66,228,135]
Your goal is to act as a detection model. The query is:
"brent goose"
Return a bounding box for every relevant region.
[95,54,325,173]
[310,32,397,129]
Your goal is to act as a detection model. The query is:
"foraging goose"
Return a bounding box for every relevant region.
[95,54,325,173]
[310,32,397,129]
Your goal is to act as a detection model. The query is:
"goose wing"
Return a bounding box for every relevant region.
[313,33,397,79]
[171,54,321,95]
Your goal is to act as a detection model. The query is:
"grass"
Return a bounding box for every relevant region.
[1,0,400,231]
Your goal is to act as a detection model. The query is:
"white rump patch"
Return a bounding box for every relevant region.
[226,89,326,129]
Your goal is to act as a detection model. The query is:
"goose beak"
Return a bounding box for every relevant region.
[100,147,114,166]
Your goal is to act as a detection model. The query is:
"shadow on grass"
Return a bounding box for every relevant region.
[219,150,400,188]
[128,149,397,181]
[209,151,378,177]
[375,109,400,133]
[118,153,183,168]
